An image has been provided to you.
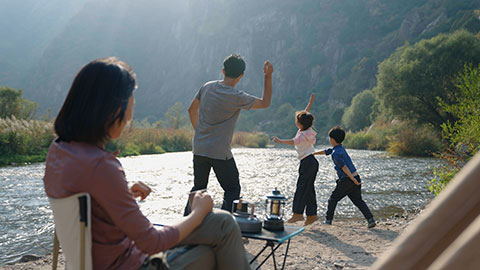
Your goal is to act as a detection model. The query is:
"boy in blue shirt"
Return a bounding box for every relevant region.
[314,126,376,228]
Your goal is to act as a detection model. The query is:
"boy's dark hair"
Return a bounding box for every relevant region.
[295,111,314,130]
[54,57,136,145]
[223,54,246,78]
[328,126,345,144]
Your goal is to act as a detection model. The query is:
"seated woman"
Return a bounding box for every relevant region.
[43,57,250,270]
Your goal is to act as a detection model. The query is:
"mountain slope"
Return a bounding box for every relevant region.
[2,0,479,131]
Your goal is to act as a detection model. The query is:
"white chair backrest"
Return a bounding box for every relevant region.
[49,193,93,270]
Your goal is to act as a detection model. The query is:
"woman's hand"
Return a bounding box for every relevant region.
[172,190,213,243]
[190,190,213,217]
[272,136,280,143]
[130,181,152,200]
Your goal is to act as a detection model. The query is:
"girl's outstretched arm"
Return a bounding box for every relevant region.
[272,136,294,145]
[305,93,315,112]
[313,150,326,155]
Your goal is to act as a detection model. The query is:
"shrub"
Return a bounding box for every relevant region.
[343,132,373,149]
[343,120,442,156]
[428,165,458,196]
[387,126,442,156]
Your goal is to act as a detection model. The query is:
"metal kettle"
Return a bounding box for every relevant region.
[232,199,262,233]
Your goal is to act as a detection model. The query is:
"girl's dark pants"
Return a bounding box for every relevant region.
[292,154,319,216]
[326,175,373,220]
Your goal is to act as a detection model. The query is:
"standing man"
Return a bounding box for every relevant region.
[185,54,273,214]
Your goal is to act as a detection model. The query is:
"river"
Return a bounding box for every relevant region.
[0,147,442,265]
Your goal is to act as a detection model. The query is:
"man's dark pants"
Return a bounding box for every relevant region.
[326,175,373,221]
[184,155,240,215]
[292,154,319,216]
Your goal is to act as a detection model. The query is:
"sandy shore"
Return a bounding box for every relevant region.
[244,214,415,270]
[1,213,416,270]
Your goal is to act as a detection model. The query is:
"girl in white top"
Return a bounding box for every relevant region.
[272,94,319,226]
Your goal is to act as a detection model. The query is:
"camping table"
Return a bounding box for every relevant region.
[242,225,305,270]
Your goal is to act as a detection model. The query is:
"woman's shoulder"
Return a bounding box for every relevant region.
[44,140,123,198]
[47,140,122,173]
[52,140,112,159]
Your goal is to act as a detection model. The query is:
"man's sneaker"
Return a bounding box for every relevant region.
[324,219,332,225]
[367,218,376,228]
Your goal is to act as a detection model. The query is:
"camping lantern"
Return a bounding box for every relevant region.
[263,188,287,231]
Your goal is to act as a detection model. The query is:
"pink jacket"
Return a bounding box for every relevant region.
[43,139,179,270]
[293,128,317,160]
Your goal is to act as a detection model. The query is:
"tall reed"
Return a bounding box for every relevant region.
[0,116,55,165]
[0,119,271,165]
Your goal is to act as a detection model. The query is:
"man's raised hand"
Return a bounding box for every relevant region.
[264,61,273,76]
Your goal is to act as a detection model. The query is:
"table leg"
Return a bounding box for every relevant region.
[250,243,269,265]
[255,241,284,270]
[281,239,291,270]
[271,244,278,270]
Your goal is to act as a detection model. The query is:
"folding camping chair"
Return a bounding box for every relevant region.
[49,193,92,270]
[49,193,199,270]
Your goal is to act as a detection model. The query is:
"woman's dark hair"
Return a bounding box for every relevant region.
[328,126,346,144]
[223,54,246,78]
[295,111,314,130]
[54,57,136,144]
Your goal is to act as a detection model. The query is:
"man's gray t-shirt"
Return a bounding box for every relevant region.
[193,80,256,160]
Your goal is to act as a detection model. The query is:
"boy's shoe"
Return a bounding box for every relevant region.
[367,218,376,228]
[324,219,332,225]
[287,213,304,223]
[304,215,319,226]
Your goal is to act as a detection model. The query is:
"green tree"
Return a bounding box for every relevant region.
[373,30,480,127]
[164,102,188,129]
[0,86,37,119]
[342,89,375,131]
[440,65,480,156]
[428,64,480,195]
